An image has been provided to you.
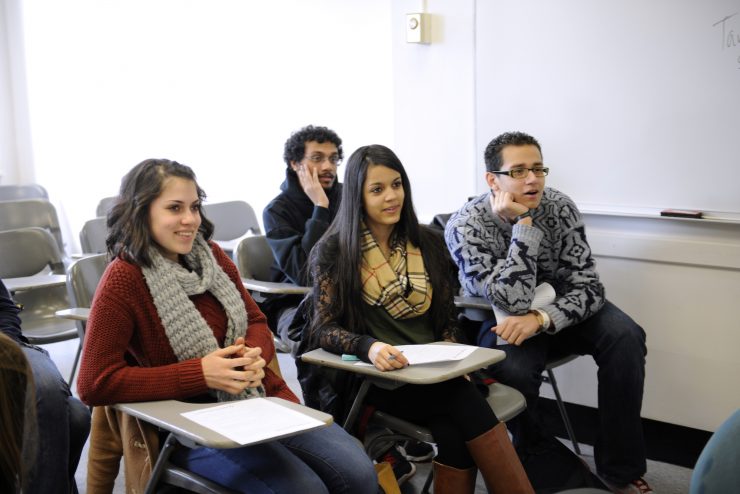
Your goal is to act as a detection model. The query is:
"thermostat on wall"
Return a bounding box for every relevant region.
[407,13,430,44]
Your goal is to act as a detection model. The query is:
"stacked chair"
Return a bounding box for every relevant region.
[0,198,67,255]
[79,217,108,254]
[96,196,117,217]
[0,227,78,381]
[0,184,49,201]
[202,200,261,259]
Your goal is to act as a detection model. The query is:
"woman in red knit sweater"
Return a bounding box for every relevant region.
[77,158,376,494]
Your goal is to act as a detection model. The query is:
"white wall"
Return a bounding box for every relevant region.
[390,0,478,221]
[17,0,394,252]
[388,1,740,432]
[541,214,740,432]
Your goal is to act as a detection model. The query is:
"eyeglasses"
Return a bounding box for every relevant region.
[490,166,549,179]
[304,154,342,166]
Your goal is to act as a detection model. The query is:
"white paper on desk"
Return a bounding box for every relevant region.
[378,344,478,365]
[181,398,324,445]
[492,282,556,345]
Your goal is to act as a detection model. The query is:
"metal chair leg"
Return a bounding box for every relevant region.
[146,433,179,494]
[544,368,581,454]
[68,341,82,384]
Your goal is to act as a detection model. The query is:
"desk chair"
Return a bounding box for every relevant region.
[115,395,331,494]
[202,201,261,258]
[56,254,108,383]
[96,196,117,217]
[689,408,740,494]
[0,199,67,255]
[234,234,310,352]
[0,184,49,201]
[79,217,108,254]
[454,295,581,453]
[234,234,272,298]
[0,227,78,358]
[234,235,310,296]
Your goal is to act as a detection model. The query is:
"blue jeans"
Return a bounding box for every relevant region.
[172,422,377,494]
[478,300,647,484]
[22,343,91,494]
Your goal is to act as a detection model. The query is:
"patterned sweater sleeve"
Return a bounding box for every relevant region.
[542,198,605,331]
[445,196,526,307]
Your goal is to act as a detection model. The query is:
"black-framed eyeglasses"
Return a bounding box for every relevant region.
[490,166,549,179]
[304,154,342,166]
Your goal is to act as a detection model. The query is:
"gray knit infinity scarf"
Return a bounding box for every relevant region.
[142,234,263,401]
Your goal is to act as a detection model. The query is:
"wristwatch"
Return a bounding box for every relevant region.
[514,210,532,223]
[529,309,546,334]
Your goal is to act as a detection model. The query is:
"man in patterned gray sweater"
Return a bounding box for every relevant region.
[445,131,652,494]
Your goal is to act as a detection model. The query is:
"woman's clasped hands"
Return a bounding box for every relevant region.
[201,336,265,395]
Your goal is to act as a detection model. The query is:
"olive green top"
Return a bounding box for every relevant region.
[363,301,435,346]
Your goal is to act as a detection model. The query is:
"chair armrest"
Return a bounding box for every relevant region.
[242,279,311,295]
[5,274,67,293]
[55,307,91,322]
[453,296,491,310]
[454,295,494,321]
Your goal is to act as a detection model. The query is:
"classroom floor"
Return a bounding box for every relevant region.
[45,339,692,494]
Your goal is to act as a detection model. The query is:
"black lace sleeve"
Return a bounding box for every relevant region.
[312,266,375,360]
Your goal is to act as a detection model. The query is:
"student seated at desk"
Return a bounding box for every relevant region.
[444,131,650,494]
[76,159,376,494]
[304,144,534,493]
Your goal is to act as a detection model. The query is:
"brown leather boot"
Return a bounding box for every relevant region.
[466,422,534,494]
[433,461,477,494]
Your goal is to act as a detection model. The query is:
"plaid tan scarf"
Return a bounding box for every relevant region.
[360,225,432,319]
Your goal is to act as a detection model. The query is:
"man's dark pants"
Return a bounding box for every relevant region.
[478,300,647,485]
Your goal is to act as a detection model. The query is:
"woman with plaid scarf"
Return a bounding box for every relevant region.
[305,145,534,494]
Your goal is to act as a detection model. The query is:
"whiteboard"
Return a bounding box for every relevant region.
[474,0,740,215]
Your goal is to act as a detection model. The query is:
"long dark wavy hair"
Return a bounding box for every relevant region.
[106,159,215,267]
[307,144,452,343]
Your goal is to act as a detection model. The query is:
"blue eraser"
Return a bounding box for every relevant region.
[341,354,360,361]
